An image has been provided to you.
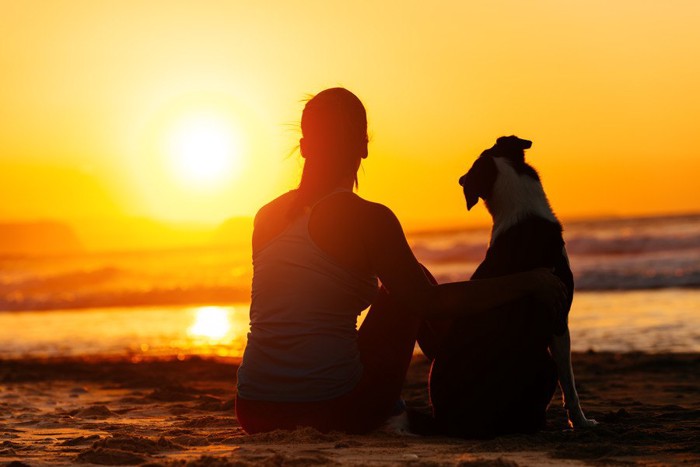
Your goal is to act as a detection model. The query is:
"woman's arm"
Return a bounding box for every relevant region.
[422,269,567,319]
[362,203,568,320]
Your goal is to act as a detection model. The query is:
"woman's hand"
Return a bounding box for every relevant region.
[526,268,569,335]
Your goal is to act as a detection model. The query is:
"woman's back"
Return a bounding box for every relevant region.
[237,190,379,402]
[252,190,374,274]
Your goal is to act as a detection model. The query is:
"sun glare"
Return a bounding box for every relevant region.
[187,306,232,341]
[166,114,242,188]
[132,92,282,223]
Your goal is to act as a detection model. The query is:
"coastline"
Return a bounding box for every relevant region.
[1,352,698,466]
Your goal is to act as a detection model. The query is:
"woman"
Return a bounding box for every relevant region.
[235,87,567,434]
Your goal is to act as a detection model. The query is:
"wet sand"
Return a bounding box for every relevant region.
[1,352,698,466]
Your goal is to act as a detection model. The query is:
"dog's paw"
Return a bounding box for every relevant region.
[578,417,599,428]
[568,415,599,429]
[566,405,599,429]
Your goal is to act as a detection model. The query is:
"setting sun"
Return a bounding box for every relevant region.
[120,91,285,225]
[166,113,242,188]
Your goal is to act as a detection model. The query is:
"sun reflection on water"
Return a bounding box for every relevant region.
[188,306,232,341]
[0,290,698,359]
[184,306,249,357]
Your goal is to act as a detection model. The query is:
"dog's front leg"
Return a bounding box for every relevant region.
[550,329,598,428]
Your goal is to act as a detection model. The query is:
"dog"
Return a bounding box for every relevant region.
[426,136,597,438]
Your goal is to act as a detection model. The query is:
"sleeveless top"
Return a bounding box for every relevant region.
[236,192,379,402]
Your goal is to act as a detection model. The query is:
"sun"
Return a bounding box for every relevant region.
[131,91,285,223]
[165,113,242,189]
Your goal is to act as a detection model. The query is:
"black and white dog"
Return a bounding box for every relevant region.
[427,136,596,438]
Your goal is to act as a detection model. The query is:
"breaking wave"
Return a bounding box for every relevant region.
[2,214,699,310]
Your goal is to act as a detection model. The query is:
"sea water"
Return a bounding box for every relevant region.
[1,214,698,358]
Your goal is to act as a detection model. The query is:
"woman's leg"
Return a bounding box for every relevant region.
[356,286,422,404]
[346,266,440,431]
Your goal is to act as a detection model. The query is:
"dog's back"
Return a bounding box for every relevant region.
[428,136,571,438]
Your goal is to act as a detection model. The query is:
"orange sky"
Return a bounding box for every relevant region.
[2,1,699,247]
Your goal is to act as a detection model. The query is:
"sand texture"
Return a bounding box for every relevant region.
[1,352,698,466]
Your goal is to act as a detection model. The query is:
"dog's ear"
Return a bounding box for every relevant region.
[459,156,497,211]
[496,135,532,151]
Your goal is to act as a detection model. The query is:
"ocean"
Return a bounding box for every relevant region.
[1,213,699,358]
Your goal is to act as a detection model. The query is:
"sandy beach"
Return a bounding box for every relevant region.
[0,352,698,466]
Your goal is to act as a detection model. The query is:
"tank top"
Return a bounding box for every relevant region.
[236,191,379,402]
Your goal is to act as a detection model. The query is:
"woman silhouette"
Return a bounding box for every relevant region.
[235,87,566,434]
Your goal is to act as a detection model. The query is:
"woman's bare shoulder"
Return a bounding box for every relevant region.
[320,194,406,250]
[317,192,399,228]
[352,196,403,232]
[254,191,297,226]
[252,191,298,249]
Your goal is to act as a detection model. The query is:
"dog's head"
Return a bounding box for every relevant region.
[458,135,534,210]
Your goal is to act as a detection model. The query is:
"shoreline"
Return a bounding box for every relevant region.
[1,352,698,466]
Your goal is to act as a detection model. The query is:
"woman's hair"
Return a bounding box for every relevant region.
[288,87,368,219]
